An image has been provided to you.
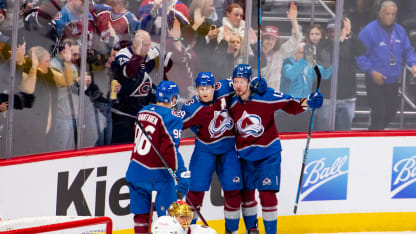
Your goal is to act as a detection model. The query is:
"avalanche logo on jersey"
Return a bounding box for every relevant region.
[300,148,349,201]
[391,147,416,199]
[130,72,152,97]
[208,110,233,138]
[236,111,264,138]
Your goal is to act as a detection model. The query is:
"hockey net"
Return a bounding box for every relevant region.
[0,216,113,234]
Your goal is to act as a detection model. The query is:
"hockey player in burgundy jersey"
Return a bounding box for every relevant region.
[91,0,141,45]
[126,81,190,234]
[229,64,323,234]
[181,72,242,233]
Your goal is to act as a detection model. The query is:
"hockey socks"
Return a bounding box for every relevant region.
[224,190,242,232]
[260,190,278,234]
[133,213,150,234]
[186,191,205,224]
[242,190,258,230]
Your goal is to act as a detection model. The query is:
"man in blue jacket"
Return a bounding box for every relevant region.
[356,0,416,130]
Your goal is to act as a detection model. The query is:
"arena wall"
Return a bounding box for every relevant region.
[1,131,416,233]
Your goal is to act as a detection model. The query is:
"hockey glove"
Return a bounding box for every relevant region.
[176,169,191,199]
[307,92,323,109]
[250,76,267,95]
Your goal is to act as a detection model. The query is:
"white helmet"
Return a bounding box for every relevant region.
[189,224,217,234]
[152,216,186,234]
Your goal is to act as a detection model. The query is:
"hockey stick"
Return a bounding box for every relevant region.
[111,108,209,226]
[293,65,322,214]
[148,190,157,233]
[257,0,262,79]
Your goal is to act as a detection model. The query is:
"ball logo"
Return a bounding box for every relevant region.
[300,148,349,201]
[391,147,416,199]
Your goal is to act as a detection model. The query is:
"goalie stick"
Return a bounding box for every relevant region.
[111,108,209,227]
[293,65,322,214]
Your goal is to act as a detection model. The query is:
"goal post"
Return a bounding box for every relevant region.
[0,216,113,234]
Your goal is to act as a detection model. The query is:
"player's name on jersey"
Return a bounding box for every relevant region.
[138,113,159,125]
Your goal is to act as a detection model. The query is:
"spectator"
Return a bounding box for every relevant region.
[258,1,302,91]
[111,30,158,143]
[165,19,200,99]
[13,45,70,155]
[304,24,326,67]
[214,28,262,79]
[92,0,141,47]
[93,45,121,146]
[278,42,331,132]
[186,0,219,76]
[315,17,366,131]
[281,42,331,98]
[49,39,80,151]
[138,0,190,36]
[51,0,95,49]
[217,3,244,44]
[356,0,416,130]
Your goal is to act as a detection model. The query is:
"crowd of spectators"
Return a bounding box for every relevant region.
[1,0,416,156]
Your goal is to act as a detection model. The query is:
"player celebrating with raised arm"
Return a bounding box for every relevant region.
[181,72,242,233]
[125,81,191,234]
[229,64,323,234]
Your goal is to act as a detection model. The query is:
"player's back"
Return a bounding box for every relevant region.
[126,104,184,183]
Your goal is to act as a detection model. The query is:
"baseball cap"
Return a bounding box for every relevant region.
[262,26,279,38]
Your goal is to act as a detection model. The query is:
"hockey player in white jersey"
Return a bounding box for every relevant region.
[167,201,217,234]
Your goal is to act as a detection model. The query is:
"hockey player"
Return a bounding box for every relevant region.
[152,215,185,234]
[125,81,191,234]
[168,201,217,234]
[181,72,242,233]
[229,64,323,234]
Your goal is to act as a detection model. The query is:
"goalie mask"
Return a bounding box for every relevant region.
[152,216,185,234]
[168,201,193,229]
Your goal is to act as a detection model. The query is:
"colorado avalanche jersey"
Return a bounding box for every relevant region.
[111,45,155,115]
[181,79,235,154]
[92,3,140,42]
[126,104,185,183]
[229,88,305,161]
[52,5,95,46]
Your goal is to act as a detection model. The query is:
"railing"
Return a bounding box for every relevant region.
[399,66,416,128]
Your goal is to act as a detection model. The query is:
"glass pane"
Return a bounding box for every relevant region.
[344,0,416,130]
[0,0,13,158]
[251,1,334,133]
[8,0,88,156]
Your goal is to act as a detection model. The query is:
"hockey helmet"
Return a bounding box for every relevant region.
[232,64,252,80]
[168,201,193,229]
[156,81,180,106]
[152,216,186,234]
[195,72,215,87]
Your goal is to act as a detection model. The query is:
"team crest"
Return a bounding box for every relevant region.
[130,73,152,97]
[233,176,241,184]
[236,111,264,138]
[208,110,233,138]
[263,178,272,186]
[214,82,221,90]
